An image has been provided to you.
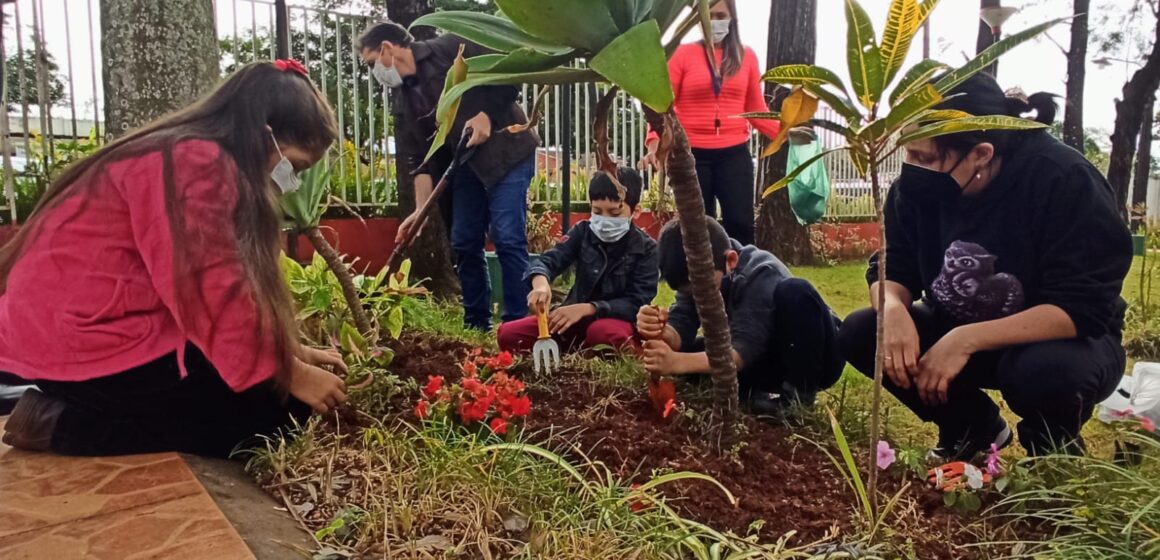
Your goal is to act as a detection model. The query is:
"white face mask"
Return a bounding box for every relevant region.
[270,134,300,195]
[711,19,731,43]
[589,213,632,243]
[373,59,403,88]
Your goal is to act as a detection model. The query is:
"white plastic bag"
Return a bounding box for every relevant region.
[1099,362,1160,426]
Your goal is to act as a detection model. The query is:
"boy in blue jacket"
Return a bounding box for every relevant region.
[498,168,658,353]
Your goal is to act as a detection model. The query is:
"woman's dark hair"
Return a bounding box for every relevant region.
[929,72,1058,159]
[0,62,339,388]
[710,0,744,78]
[657,219,731,291]
[589,167,643,210]
[357,21,414,52]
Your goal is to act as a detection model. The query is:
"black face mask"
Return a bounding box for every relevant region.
[896,156,969,202]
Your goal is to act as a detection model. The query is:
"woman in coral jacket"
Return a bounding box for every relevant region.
[0,60,348,458]
[640,0,779,246]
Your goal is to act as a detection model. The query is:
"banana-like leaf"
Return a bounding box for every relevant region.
[761,64,850,94]
[496,0,620,54]
[424,46,471,164]
[809,118,857,139]
[282,160,331,228]
[879,0,921,88]
[589,20,674,112]
[888,59,950,106]
[844,0,884,110]
[912,109,972,123]
[895,115,1050,146]
[861,83,943,142]
[410,11,569,54]
[608,0,653,33]
[935,17,1069,95]
[469,48,576,74]
[918,0,939,22]
[763,87,819,157]
[762,146,848,198]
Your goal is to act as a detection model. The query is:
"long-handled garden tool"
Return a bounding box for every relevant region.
[642,305,677,419]
[532,303,561,374]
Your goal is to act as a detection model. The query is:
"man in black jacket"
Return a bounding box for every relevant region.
[637,220,844,417]
[497,168,658,354]
[358,22,540,330]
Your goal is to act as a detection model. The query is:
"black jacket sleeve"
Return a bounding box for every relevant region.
[592,240,659,322]
[667,290,701,352]
[867,183,923,299]
[1034,163,1133,338]
[527,224,584,282]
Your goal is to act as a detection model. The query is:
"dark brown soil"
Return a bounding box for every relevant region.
[346,333,996,558]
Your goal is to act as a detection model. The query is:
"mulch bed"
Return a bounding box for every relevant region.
[338,332,998,558]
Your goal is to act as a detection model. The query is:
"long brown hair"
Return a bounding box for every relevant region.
[0,62,339,386]
[710,0,744,78]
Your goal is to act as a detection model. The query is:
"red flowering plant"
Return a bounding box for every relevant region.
[413,349,531,437]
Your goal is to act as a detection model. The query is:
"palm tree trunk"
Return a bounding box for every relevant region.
[645,109,739,421]
[303,226,374,338]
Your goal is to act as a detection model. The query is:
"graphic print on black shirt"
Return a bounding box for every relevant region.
[929,240,1025,323]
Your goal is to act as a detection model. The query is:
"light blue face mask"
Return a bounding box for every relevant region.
[589,213,632,243]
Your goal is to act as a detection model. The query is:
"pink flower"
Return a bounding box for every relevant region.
[876,440,896,470]
[986,443,1002,476]
[1141,416,1156,433]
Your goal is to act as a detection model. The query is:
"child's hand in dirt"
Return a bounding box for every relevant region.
[636,305,669,340]
[289,359,348,414]
[642,340,680,376]
[300,346,348,375]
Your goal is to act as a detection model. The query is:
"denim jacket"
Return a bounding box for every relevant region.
[527,221,658,323]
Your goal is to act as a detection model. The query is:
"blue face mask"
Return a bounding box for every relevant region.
[589,213,632,243]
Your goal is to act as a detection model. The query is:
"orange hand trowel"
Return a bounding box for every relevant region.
[927,461,993,492]
[642,305,677,420]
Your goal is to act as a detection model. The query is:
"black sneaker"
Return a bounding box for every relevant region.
[746,390,817,421]
[2,389,66,452]
[928,420,1014,463]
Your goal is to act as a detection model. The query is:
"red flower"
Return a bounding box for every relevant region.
[494,351,514,369]
[629,483,645,512]
[462,360,478,377]
[662,399,677,419]
[422,376,444,400]
[415,399,429,419]
[507,395,532,418]
[489,417,508,435]
[458,397,492,423]
[273,59,308,77]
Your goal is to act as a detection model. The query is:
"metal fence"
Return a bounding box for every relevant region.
[0,0,900,225]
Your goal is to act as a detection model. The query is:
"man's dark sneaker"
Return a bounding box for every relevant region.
[0,384,33,416]
[1,389,66,452]
[747,390,817,422]
[928,420,1014,463]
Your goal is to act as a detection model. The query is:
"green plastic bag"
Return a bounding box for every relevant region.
[786,140,831,225]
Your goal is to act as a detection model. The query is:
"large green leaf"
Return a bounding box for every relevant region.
[934,17,1069,95]
[762,146,848,198]
[804,84,863,126]
[424,49,471,164]
[469,49,576,74]
[607,0,653,33]
[589,20,674,112]
[410,12,569,54]
[879,0,922,88]
[762,64,850,94]
[281,160,331,228]
[496,0,620,53]
[651,0,688,33]
[895,115,1049,146]
[864,83,943,142]
[844,0,885,110]
[889,59,950,106]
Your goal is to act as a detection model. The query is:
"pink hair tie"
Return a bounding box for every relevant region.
[274,59,308,77]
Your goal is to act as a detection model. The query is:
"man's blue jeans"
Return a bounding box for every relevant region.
[451,156,534,330]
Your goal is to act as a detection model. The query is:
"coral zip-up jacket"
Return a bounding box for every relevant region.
[648,42,780,149]
[0,139,278,391]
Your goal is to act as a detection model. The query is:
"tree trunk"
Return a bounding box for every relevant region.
[385,0,459,296]
[645,110,739,424]
[1108,7,1160,223]
[1063,0,1089,152]
[100,0,219,138]
[304,226,374,338]
[866,157,888,513]
[1133,95,1155,220]
[755,0,815,266]
[976,0,1000,77]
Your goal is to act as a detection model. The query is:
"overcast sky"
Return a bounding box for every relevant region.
[7,0,1146,149]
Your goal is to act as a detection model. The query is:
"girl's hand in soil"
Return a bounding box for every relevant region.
[300,346,348,375]
[549,304,595,334]
[642,340,681,375]
[636,305,669,340]
[528,276,552,313]
[915,328,975,406]
[882,299,920,389]
[289,358,348,414]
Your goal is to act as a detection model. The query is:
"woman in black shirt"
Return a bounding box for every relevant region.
[838,73,1132,459]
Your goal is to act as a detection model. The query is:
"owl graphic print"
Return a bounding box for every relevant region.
[929,240,1025,323]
